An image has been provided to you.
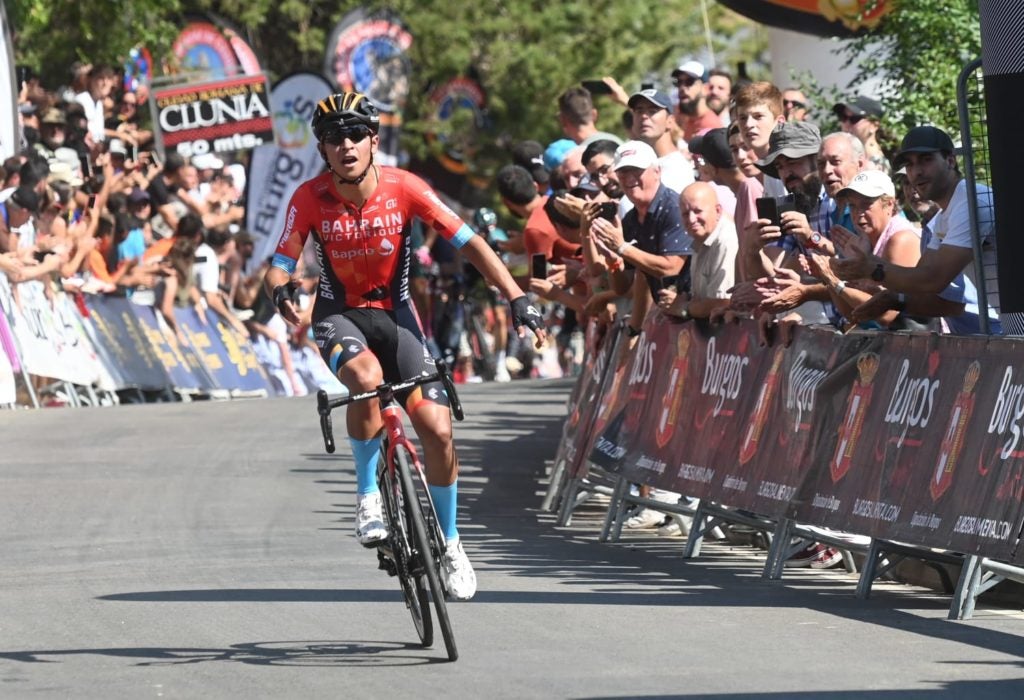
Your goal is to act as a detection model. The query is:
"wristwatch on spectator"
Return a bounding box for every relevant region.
[807,233,824,249]
[894,292,907,313]
[871,262,886,282]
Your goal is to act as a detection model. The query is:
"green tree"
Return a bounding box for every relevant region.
[10,0,765,181]
[834,0,981,135]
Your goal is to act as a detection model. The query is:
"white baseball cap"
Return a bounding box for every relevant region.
[672,60,706,80]
[837,169,896,199]
[613,140,658,172]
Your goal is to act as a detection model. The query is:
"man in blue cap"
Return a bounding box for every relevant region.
[628,87,694,195]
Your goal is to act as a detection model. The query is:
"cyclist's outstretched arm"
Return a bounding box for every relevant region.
[460,235,546,348]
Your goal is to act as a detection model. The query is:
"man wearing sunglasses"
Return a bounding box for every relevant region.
[671,60,722,141]
[265,92,545,601]
[832,96,888,173]
[782,88,808,122]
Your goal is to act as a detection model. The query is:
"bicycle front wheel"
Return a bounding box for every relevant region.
[395,446,459,662]
[378,454,433,648]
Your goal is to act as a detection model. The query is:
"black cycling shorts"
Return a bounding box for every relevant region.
[313,305,449,410]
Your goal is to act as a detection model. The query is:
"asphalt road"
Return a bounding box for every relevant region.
[2,378,1024,699]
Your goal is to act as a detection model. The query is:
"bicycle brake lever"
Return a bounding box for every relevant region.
[435,359,465,422]
[317,390,336,453]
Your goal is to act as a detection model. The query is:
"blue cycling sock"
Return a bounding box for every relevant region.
[350,436,383,496]
[429,481,459,542]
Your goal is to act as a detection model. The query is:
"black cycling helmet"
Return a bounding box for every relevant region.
[311,92,381,140]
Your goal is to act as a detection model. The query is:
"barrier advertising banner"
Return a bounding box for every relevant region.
[551,321,620,481]
[152,73,274,159]
[175,307,270,395]
[85,295,172,392]
[0,277,104,386]
[246,72,333,263]
[584,313,1024,561]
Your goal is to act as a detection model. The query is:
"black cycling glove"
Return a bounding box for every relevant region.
[272,280,301,315]
[510,296,543,333]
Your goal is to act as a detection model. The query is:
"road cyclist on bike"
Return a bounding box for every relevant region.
[265,91,545,600]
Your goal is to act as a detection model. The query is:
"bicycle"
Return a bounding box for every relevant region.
[316,360,465,662]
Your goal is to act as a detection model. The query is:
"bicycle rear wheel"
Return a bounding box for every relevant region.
[394,446,459,662]
[378,454,433,647]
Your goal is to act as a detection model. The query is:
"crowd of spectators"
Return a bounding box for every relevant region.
[2,58,1007,404]
[479,59,1006,559]
[1,63,335,396]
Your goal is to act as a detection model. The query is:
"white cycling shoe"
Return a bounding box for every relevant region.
[355,492,388,547]
[441,538,477,600]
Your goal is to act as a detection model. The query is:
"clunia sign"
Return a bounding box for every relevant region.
[151,74,275,159]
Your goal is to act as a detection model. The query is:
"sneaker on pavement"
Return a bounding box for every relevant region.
[355,492,388,547]
[623,508,666,529]
[442,538,477,600]
[656,513,691,537]
[494,365,512,383]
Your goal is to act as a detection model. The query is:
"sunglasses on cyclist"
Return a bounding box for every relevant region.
[784,99,806,110]
[839,113,864,124]
[322,125,373,145]
[672,76,698,88]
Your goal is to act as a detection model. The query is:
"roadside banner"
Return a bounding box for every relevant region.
[0,278,104,386]
[85,295,172,392]
[578,315,1024,560]
[175,307,271,395]
[151,73,274,160]
[246,71,332,263]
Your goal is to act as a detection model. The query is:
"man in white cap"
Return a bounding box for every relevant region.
[672,60,722,141]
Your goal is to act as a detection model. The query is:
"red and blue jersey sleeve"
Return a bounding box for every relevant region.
[271,184,318,274]
[400,172,475,249]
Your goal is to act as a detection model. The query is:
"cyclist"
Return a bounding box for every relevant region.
[265,92,544,600]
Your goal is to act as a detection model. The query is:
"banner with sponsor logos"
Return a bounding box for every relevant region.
[85,295,173,392]
[151,73,274,160]
[175,306,271,395]
[583,312,1024,561]
[551,321,620,481]
[0,277,106,387]
[324,7,412,166]
[246,72,333,264]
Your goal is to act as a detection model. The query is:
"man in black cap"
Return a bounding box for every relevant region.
[510,140,550,194]
[833,125,1005,334]
[833,95,888,172]
[628,87,694,194]
[688,127,743,209]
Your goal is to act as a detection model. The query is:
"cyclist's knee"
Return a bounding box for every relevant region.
[411,405,453,447]
[338,351,383,391]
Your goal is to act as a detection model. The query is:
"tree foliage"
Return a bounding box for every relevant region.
[9,0,765,178]
[834,0,981,135]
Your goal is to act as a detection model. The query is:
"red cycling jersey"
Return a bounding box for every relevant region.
[272,168,474,311]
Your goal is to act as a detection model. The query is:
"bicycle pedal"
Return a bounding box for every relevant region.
[376,549,398,577]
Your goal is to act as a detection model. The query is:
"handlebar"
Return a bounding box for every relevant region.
[316,358,464,454]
